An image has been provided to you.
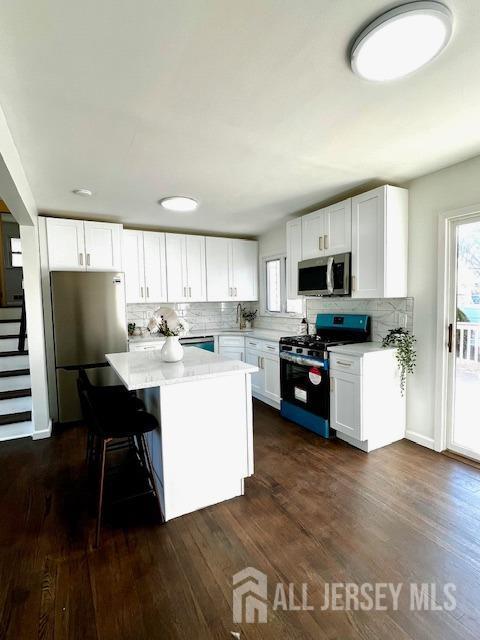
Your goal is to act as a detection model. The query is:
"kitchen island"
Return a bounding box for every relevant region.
[106,347,258,521]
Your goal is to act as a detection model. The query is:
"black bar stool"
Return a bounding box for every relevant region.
[78,368,146,468]
[78,374,163,547]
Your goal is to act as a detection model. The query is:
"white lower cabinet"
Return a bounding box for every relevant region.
[262,353,280,405]
[329,346,406,452]
[246,349,264,395]
[245,339,280,408]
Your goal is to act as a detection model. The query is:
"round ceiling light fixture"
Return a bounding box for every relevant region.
[350,1,453,81]
[72,188,93,197]
[159,196,199,212]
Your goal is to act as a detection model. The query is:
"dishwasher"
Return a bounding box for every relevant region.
[179,336,215,352]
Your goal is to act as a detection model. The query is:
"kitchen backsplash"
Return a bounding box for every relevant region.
[127,301,258,333]
[254,297,414,341]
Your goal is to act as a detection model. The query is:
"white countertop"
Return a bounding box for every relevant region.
[106,347,259,390]
[327,342,393,356]
[128,328,288,344]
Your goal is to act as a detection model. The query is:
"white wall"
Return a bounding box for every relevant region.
[407,154,480,448]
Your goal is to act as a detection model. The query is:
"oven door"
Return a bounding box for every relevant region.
[298,253,350,296]
[280,352,329,420]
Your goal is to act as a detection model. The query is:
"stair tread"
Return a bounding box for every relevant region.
[0,319,20,324]
[0,335,25,340]
[0,388,32,400]
[0,411,32,426]
[0,369,30,378]
[0,350,28,357]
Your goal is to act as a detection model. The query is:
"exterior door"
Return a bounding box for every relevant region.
[446,215,480,461]
[143,231,167,303]
[46,218,85,270]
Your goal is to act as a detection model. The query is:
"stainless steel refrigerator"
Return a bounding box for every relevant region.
[50,271,128,422]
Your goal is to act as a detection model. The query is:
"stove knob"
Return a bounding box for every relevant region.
[296,348,303,354]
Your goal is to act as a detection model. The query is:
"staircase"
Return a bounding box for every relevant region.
[0,306,32,441]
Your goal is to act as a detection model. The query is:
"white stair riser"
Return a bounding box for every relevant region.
[0,395,32,415]
[0,308,21,321]
[0,338,27,352]
[0,322,20,336]
[0,421,33,441]
[0,355,29,371]
[0,375,31,392]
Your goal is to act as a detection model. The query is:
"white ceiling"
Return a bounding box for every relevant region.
[1,0,480,236]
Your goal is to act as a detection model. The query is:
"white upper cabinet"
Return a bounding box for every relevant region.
[206,237,258,301]
[286,218,302,299]
[301,210,324,259]
[123,230,167,304]
[46,218,86,271]
[351,185,408,299]
[46,217,122,272]
[143,231,167,303]
[301,200,352,260]
[166,234,206,302]
[83,221,122,271]
[231,239,258,301]
[325,199,352,255]
[123,230,145,303]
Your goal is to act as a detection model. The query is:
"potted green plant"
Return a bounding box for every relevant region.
[241,308,258,330]
[382,328,416,396]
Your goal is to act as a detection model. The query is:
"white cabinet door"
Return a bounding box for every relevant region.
[286,218,303,299]
[165,234,188,302]
[330,371,362,440]
[46,218,85,270]
[231,239,258,301]
[351,188,385,298]
[206,237,232,301]
[325,198,351,255]
[246,349,264,395]
[185,235,207,302]
[123,230,145,303]
[83,221,122,271]
[301,210,325,259]
[262,353,280,404]
[218,346,245,362]
[143,231,167,303]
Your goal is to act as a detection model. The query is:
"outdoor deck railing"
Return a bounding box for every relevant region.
[457,322,480,362]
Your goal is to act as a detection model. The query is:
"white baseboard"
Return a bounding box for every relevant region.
[405,429,435,450]
[32,420,52,440]
[252,392,280,410]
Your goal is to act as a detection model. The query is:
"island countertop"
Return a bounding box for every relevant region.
[106,347,259,391]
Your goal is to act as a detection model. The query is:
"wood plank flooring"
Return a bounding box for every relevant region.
[2,400,480,639]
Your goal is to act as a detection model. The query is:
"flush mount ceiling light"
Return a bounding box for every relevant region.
[351,1,453,81]
[159,196,198,212]
[72,188,93,197]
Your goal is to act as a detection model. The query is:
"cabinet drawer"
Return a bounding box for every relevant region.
[218,335,245,347]
[129,341,164,352]
[262,341,279,354]
[330,353,361,375]
[245,338,261,351]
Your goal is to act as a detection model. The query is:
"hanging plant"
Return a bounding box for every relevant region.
[382,328,416,396]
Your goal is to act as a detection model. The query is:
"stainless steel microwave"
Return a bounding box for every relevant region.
[297,252,351,296]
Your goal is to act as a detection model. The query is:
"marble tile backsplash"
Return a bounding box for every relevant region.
[305,297,414,341]
[127,302,257,333]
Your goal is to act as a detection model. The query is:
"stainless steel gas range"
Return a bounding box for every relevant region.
[279,313,370,438]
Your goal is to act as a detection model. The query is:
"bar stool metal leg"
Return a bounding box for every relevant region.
[95,438,109,548]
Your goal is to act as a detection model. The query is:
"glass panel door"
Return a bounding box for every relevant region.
[448,217,480,460]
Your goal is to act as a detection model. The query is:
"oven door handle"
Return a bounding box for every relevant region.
[280,352,327,368]
[326,256,334,294]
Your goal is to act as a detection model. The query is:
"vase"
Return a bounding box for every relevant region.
[244,320,252,330]
[161,336,184,362]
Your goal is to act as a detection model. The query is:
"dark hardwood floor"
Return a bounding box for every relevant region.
[2,401,480,639]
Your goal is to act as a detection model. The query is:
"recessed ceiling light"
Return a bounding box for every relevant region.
[351,1,453,81]
[72,188,93,197]
[159,196,198,212]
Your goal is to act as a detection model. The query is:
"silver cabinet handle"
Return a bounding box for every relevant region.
[183,286,187,298]
[234,287,237,296]
[324,235,328,250]
[188,287,192,298]
[86,253,91,267]
[257,355,260,367]
[261,357,264,369]
[319,236,324,251]
[140,286,144,298]
[337,360,352,367]
[79,253,83,266]
[146,286,150,299]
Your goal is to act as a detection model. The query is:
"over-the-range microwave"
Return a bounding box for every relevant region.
[297,252,351,296]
